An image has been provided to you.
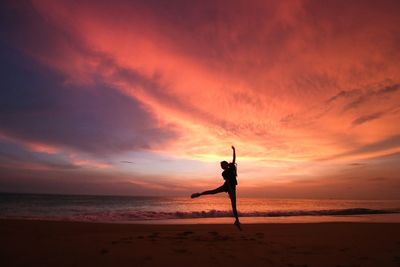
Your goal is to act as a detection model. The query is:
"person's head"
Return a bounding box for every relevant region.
[220,161,229,170]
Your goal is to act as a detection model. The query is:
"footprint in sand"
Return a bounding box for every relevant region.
[100,248,108,255]
[148,232,160,241]
[177,231,194,238]
[111,237,132,245]
[255,232,265,238]
[182,231,194,236]
[120,237,133,243]
[148,232,159,238]
[173,248,189,254]
[217,235,230,241]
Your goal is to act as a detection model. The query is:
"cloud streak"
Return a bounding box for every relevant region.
[352,112,385,126]
[1,0,400,198]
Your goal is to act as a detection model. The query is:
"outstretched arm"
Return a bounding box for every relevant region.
[231,146,236,164]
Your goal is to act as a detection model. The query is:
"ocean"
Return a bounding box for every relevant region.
[1,193,399,224]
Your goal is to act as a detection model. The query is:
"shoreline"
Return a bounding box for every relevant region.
[2,212,400,225]
[1,219,400,266]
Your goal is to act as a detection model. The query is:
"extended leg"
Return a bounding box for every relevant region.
[191,184,226,198]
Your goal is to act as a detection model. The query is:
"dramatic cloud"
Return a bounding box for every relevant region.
[0,40,177,155]
[0,0,399,198]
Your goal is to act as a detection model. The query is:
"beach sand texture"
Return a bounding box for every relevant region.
[1,219,400,267]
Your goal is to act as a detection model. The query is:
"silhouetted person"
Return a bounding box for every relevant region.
[191,146,241,230]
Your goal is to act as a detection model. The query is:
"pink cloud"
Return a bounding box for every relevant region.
[2,0,400,197]
[25,0,400,162]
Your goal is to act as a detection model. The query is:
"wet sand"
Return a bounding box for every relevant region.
[1,219,399,267]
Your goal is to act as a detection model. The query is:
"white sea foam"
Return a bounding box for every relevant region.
[1,193,399,223]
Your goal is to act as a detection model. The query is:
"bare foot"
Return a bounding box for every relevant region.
[191,193,201,199]
[234,220,242,231]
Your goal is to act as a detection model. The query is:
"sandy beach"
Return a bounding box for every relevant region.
[1,219,399,267]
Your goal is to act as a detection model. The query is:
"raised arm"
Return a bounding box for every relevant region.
[231,146,236,164]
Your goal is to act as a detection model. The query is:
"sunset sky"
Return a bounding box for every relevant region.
[1,0,399,199]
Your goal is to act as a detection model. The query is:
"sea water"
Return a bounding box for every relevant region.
[0,193,399,223]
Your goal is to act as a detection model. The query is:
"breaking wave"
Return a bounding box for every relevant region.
[26,208,398,222]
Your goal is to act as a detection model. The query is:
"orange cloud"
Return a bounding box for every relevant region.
[2,0,399,198]
[26,0,400,164]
